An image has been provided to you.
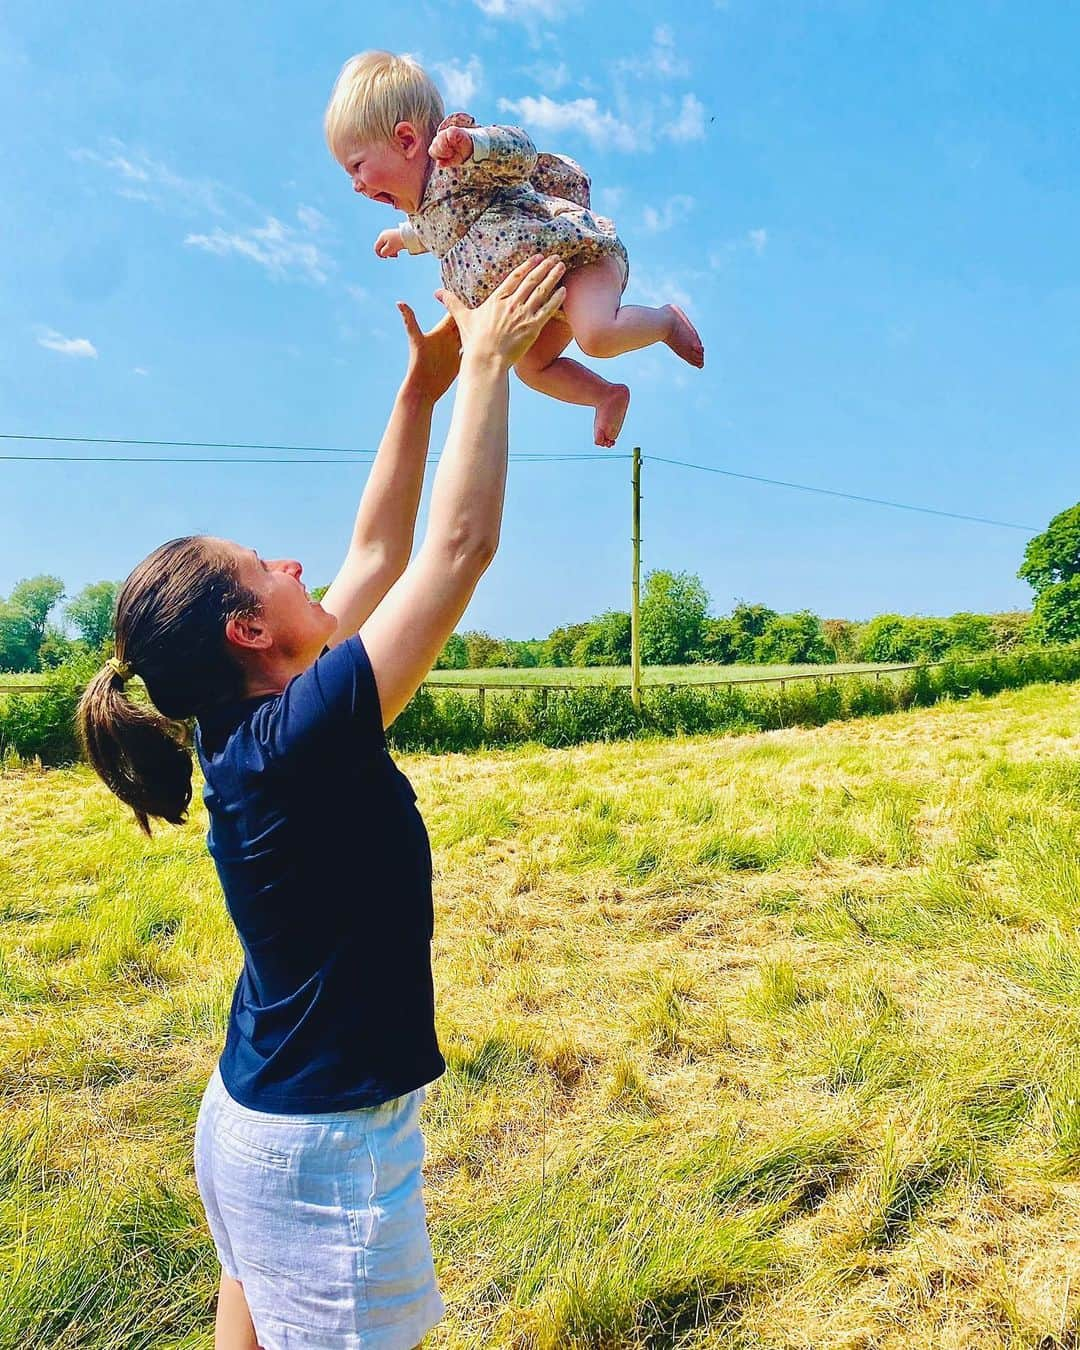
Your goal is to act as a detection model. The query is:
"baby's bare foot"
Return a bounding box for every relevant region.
[665,305,704,368]
[593,383,630,448]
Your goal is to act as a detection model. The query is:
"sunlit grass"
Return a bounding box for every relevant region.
[1,680,1080,1346]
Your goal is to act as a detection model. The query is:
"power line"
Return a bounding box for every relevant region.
[0,431,1038,531]
[646,455,1038,532]
[0,451,622,465]
[0,432,625,462]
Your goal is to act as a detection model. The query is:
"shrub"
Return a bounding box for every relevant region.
[5,647,1080,766]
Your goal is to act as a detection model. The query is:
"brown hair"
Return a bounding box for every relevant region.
[77,536,261,835]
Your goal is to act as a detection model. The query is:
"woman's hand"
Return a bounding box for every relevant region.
[398,303,461,405]
[435,255,566,372]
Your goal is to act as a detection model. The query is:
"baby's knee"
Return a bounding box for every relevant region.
[574,324,619,359]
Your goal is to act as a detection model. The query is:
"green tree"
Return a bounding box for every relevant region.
[944,612,994,655]
[822,619,858,661]
[1019,503,1080,644]
[989,611,1032,651]
[640,570,709,664]
[38,628,79,669]
[65,580,120,652]
[754,611,832,664]
[542,622,591,667]
[435,633,469,669]
[0,576,65,671]
[462,630,502,668]
[1031,577,1080,645]
[1018,504,1080,592]
[571,611,631,666]
[856,614,909,662]
[729,602,779,661]
[698,616,740,664]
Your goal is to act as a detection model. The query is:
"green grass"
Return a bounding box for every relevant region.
[3,681,1080,1346]
[424,660,909,687]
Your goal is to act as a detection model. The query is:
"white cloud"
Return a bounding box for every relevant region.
[616,25,690,80]
[433,55,483,107]
[663,93,706,143]
[345,284,369,302]
[642,194,695,233]
[747,227,767,255]
[522,59,571,91]
[185,210,330,284]
[71,140,233,216]
[133,366,149,376]
[474,0,566,18]
[36,328,98,358]
[497,95,636,152]
[296,204,328,233]
[626,266,693,313]
[594,185,626,214]
[72,139,336,286]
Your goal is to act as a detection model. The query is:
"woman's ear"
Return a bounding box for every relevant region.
[224,613,272,652]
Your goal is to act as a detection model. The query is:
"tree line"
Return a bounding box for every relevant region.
[3,503,1078,674]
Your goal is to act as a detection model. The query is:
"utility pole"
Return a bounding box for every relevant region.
[631,446,642,711]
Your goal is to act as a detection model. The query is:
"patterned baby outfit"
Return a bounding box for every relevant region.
[398,112,629,309]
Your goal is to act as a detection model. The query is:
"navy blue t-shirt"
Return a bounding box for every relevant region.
[194,635,446,1113]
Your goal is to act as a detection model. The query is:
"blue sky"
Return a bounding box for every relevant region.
[2,0,1076,637]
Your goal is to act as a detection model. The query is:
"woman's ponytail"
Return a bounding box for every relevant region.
[76,536,260,835]
[77,665,193,835]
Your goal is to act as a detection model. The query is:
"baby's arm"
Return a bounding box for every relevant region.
[374,223,429,258]
[429,123,538,184]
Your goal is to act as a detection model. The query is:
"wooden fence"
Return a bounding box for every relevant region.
[0,654,1027,718]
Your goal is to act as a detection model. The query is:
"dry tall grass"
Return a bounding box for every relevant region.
[1,681,1079,1347]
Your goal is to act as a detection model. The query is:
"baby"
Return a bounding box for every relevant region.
[325,51,704,448]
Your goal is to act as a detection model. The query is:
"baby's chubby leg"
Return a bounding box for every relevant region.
[515,316,630,448]
[563,257,704,368]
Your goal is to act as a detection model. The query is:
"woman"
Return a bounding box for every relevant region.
[77,254,567,1350]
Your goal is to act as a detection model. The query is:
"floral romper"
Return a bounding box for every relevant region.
[398,112,630,309]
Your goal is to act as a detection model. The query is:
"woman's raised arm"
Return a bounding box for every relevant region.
[360,255,566,726]
[320,306,461,647]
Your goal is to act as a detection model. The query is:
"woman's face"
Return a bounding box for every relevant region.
[223,540,337,669]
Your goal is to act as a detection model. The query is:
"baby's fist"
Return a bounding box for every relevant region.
[374,228,404,259]
[429,126,473,168]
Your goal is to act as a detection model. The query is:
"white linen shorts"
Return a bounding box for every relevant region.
[194,1064,444,1349]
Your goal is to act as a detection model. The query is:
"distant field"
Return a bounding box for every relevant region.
[424,661,909,687]
[0,661,913,696]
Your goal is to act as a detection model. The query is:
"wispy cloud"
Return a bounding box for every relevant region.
[616,25,690,80]
[474,0,567,18]
[133,366,149,376]
[434,55,483,106]
[594,185,626,214]
[71,140,234,217]
[36,328,98,358]
[74,139,335,285]
[522,59,571,90]
[642,194,695,234]
[708,228,769,268]
[627,266,693,313]
[497,95,636,152]
[185,210,331,284]
[663,93,706,143]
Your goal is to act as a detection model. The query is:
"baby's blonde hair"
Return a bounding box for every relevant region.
[324,51,445,160]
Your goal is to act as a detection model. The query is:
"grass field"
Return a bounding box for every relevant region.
[2,681,1079,1347]
[424,662,908,687]
[0,662,909,693]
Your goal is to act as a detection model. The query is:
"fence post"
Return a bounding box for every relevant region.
[477,685,486,725]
